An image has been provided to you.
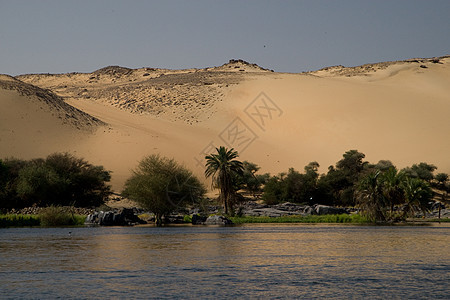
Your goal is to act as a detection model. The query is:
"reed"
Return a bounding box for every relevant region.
[230,214,370,224]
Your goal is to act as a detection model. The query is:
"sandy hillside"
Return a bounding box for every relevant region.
[0,75,104,159]
[3,57,450,191]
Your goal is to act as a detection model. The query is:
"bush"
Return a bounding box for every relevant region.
[123,154,206,225]
[1,153,111,209]
[39,206,85,226]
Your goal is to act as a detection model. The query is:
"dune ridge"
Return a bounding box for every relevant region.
[0,75,104,130]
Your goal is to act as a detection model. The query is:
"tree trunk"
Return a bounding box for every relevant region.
[155,213,163,226]
[222,191,229,215]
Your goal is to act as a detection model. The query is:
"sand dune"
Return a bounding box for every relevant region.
[0,75,104,159]
[2,57,449,191]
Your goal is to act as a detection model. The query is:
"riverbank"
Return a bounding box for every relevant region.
[0,211,86,227]
[3,212,449,228]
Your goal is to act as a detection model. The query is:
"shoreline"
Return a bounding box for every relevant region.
[1,212,448,228]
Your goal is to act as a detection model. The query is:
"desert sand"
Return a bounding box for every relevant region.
[1,57,449,191]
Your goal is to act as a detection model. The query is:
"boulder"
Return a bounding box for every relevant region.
[303,206,315,215]
[314,205,348,215]
[204,215,233,225]
[243,207,303,217]
[192,214,207,225]
[85,208,146,226]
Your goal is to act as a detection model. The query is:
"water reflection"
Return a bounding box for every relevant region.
[1,224,449,299]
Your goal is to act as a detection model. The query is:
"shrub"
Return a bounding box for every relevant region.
[123,154,206,226]
[2,153,111,209]
[39,206,85,226]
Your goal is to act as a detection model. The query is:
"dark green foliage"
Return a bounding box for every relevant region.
[402,162,437,182]
[235,161,269,197]
[262,162,320,205]
[435,173,449,191]
[332,150,369,206]
[355,171,388,222]
[310,150,370,206]
[356,167,433,222]
[402,177,433,217]
[0,153,111,209]
[16,160,61,206]
[124,154,206,225]
[380,167,406,214]
[262,175,286,205]
[205,147,244,215]
[336,150,368,174]
[44,153,111,207]
[0,158,28,210]
[374,160,395,172]
[435,173,449,184]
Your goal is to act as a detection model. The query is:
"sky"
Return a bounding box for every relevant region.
[1,0,449,75]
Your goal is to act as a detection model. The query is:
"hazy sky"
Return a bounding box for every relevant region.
[1,0,449,75]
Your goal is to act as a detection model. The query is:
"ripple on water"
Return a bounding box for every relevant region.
[0,224,449,299]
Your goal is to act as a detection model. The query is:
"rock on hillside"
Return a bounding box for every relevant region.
[16,60,272,124]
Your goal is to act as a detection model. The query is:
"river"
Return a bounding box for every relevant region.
[1,224,449,299]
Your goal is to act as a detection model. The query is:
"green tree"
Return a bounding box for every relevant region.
[205,147,244,215]
[0,158,28,210]
[435,173,448,190]
[44,153,111,207]
[336,150,368,174]
[236,161,269,197]
[16,159,60,207]
[403,162,437,182]
[12,153,111,208]
[380,167,406,216]
[401,177,433,218]
[262,162,321,205]
[355,171,387,222]
[326,150,369,206]
[262,175,285,205]
[124,154,205,225]
[374,160,395,172]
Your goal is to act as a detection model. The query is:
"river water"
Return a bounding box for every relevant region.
[1,224,449,299]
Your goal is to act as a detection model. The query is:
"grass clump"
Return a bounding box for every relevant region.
[230,214,369,224]
[183,215,192,223]
[39,206,86,226]
[0,214,40,227]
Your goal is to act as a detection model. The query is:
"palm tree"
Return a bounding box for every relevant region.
[380,167,406,217]
[205,146,244,215]
[402,177,433,218]
[355,171,387,222]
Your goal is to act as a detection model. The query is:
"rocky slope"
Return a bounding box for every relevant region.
[17,60,271,124]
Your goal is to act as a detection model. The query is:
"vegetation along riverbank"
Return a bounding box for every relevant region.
[1,147,449,227]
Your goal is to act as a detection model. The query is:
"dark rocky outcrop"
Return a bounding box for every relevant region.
[85,208,146,226]
[236,201,349,217]
[192,214,208,225]
[314,205,348,215]
[204,215,233,225]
